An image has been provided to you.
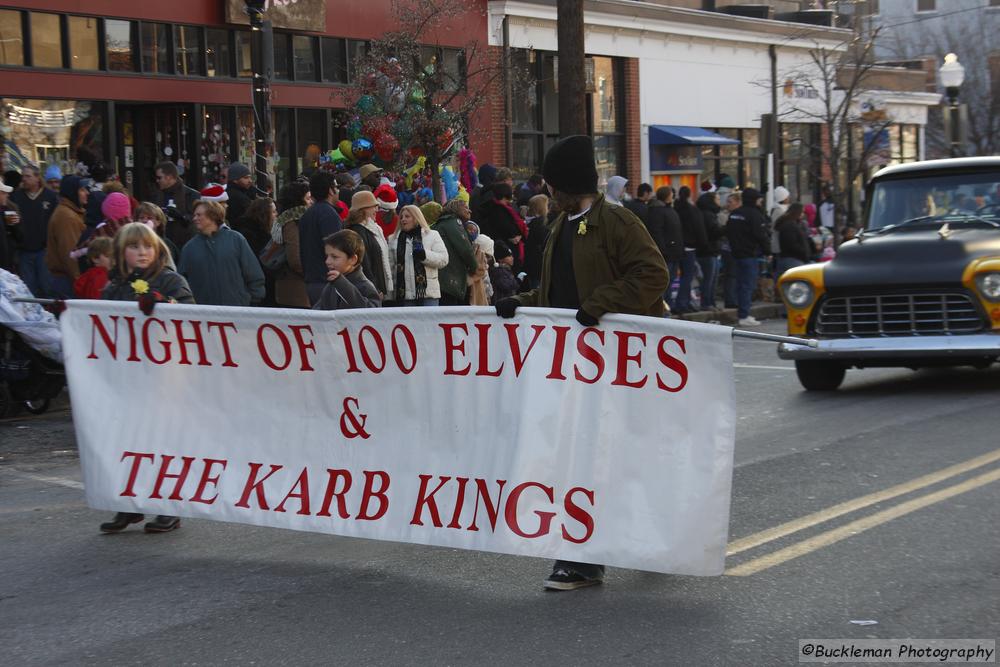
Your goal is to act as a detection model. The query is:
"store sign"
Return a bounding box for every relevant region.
[225,0,326,31]
[651,145,702,173]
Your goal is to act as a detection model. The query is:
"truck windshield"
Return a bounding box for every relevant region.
[866,171,1000,230]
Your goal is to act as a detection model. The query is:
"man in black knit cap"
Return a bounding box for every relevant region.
[495,135,669,591]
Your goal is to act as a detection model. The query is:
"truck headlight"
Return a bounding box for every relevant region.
[782,280,815,308]
[976,272,1000,301]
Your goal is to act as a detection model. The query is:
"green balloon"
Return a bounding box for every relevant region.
[339,140,354,162]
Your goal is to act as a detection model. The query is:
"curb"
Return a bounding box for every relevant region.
[675,302,785,325]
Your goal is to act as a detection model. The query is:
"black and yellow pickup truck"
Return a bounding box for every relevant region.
[778,157,1000,390]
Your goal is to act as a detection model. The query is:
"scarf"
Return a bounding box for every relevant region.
[498,201,528,264]
[394,227,427,302]
[360,218,393,294]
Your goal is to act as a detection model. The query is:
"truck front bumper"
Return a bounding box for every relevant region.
[777,333,1000,361]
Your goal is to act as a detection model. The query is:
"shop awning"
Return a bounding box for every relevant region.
[649,125,740,146]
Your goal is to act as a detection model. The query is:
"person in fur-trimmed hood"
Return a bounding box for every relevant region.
[494,134,669,593]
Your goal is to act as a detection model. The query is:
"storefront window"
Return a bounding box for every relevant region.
[2,98,104,174]
[0,10,24,66]
[591,56,617,133]
[30,13,62,69]
[440,49,465,92]
[237,107,256,172]
[273,109,292,192]
[297,109,324,176]
[593,135,621,190]
[174,26,202,76]
[293,35,317,82]
[512,136,539,180]
[322,37,346,83]
[901,125,918,161]
[346,40,367,83]
[141,23,170,74]
[105,20,135,72]
[68,16,99,70]
[206,29,231,78]
[201,106,234,185]
[512,50,538,132]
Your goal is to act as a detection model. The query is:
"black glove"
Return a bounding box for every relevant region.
[575,308,599,327]
[495,297,519,318]
[412,248,426,263]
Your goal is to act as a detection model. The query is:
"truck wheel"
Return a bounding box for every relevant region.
[795,360,846,391]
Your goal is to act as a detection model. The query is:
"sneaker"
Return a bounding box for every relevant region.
[144,515,181,533]
[543,567,604,591]
[738,316,761,327]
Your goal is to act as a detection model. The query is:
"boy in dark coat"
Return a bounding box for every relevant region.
[312,230,381,310]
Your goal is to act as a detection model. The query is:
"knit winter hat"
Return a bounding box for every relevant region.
[100,192,131,221]
[542,135,599,195]
[199,183,229,202]
[374,184,398,211]
[719,175,736,189]
[478,164,497,188]
[227,163,251,181]
[420,201,442,226]
[773,186,791,203]
[493,239,512,261]
[44,165,63,181]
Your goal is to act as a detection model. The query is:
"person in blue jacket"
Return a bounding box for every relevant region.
[178,200,265,306]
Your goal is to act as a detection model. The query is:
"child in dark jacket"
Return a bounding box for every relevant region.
[312,230,381,310]
[73,236,113,299]
[488,240,520,305]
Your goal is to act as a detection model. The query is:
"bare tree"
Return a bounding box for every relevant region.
[556,0,587,137]
[350,0,530,198]
[779,25,894,242]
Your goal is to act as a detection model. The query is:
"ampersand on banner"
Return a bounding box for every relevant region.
[340,397,371,440]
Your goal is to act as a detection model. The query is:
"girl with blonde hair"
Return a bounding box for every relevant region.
[387,205,449,306]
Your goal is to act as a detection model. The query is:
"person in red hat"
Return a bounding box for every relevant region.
[199,183,230,212]
[373,184,399,237]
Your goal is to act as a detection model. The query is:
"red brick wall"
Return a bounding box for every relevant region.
[622,58,643,194]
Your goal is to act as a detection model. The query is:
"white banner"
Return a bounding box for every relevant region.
[61,302,736,575]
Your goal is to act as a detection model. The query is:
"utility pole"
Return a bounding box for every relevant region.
[246,0,274,195]
[556,0,587,137]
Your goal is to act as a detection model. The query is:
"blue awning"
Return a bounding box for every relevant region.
[649,125,740,146]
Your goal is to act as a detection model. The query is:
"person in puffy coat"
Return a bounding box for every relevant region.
[386,205,449,306]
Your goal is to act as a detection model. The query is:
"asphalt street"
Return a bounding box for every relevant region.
[2,319,998,665]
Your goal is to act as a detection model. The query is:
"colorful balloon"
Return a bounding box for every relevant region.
[339,140,354,162]
[352,138,375,162]
[356,95,379,115]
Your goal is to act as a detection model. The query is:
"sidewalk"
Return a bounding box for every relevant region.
[673,302,785,325]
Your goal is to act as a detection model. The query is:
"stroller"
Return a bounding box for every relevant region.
[0,270,65,418]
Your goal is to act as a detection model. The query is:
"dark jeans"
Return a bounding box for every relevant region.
[553,560,605,579]
[18,249,52,297]
[697,255,719,309]
[720,250,739,308]
[735,257,759,319]
[50,275,74,300]
[399,298,439,307]
[674,250,698,312]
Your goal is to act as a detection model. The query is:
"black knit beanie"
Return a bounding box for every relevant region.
[542,135,599,195]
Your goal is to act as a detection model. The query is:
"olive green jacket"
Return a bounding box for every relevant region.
[515,194,669,318]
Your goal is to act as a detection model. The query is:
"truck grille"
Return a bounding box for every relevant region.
[815,292,985,337]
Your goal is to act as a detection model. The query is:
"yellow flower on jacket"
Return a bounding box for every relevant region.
[577,220,588,235]
[130,279,150,295]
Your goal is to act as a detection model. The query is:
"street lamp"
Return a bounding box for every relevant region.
[246,0,273,194]
[938,53,965,158]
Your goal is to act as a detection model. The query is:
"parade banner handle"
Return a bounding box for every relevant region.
[732,329,819,347]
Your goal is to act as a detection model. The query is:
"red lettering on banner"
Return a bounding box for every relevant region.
[234,463,284,509]
[546,326,571,380]
[656,336,689,393]
[562,487,596,544]
[119,451,155,497]
[171,320,211,367]
[467,479,507,532]
[141,317,171,364]
[474,324,504,377]
[357,470,390,521]
[150,455,195,500]
[506,324,546,377]
[573,328,605,384]
[275,467,311,515]
[612,331,648,389]
[190,458,228,505]
[207,321,239,368]
[123,316,141,362]
[504,481,556,539]
[316,468,353,518]
[256,324,292,371]
[410,475,452,527]
[88,314,118,359]
[446,477,470,529]
[288,325,317,372]
[439,324,471,376]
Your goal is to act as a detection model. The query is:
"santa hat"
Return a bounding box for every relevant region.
[333,200,349,221]
[700,179,716,193]
[374,184,398,211]
[199,183,229,203]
